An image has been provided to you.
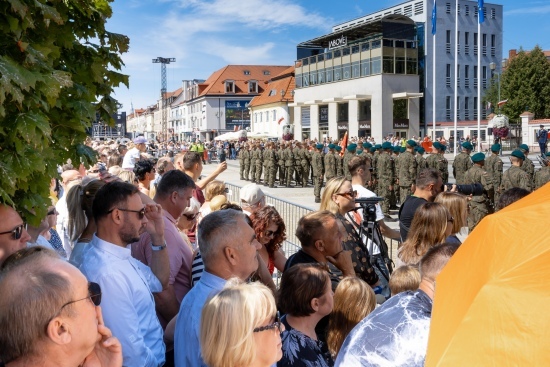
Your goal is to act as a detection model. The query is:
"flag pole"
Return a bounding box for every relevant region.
[432,0,437,144]
[477,1,483,152]
[454,0,458,156]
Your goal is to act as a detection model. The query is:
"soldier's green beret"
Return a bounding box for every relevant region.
[400,147,406,153]
[315,144,324,150]
[433,142,442,149]
[363,142,372,148]
[375,144,382,150]
[356,149,363,155]
[511,150,525,160]
[440,144,447,151]
[347,143,357,152]
[462,141,474,150]
[519,144,529,152]
[382,142,392,149]
[471,152,485,163]
[328,144,336,149]
[370,147,376,153]
[335,146,342,152]
[406,140,417,147]
[491,144,501,152]
[393,146,401,153]
[417,147,425,154]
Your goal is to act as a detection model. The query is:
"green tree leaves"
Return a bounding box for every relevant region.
[0,0,129,223]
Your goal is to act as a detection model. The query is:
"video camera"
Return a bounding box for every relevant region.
[442,183,484,196]
[355,197,384,225]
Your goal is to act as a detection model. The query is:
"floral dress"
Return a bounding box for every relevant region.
[278,315,334,367]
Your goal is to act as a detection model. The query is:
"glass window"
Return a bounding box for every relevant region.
[361,42,370,52]
[333,65,342,81]
[491,34,496,48]
[310,72,317,85]
[302,73,309,87]
[309,56,317,64]
[352,62,360,78]
[343,64,351,79]
[318,69,325,84]
[361,59,371,76]
[465,65,469,78]
[383,57,394,73]
[334,49,341,58]
[396,57,405,74]
[383,39,394,47]
[325,67,333,83]
[395,40,405,48]
[303,58,309,66]
[406,41,416,49]
[371,57,381,74]
[446,30,451,43]
[351,45,360,54]
[338,103,349,122]
[342,47,351,56]
[295,74,302,88]
[317,54,325,62]
[406,58,417,74]
[465,32,469,45]
[326,51,333,60]
[371,40,381,49]
[446,64,451,78]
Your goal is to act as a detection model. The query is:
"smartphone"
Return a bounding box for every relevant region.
[220,153,226,163]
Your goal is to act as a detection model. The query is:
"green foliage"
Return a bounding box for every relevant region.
[485,46,550,120]
[0,0,129,224]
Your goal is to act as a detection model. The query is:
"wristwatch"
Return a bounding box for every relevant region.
[151,242,167,251]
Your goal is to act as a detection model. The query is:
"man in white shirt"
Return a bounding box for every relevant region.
[122,136,147,170]
[349,156,400,298]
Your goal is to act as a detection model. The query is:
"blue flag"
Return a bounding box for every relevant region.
[431,0,437,35]
[478,0,485,23]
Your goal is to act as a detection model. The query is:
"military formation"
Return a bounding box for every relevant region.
[238,139,550,228]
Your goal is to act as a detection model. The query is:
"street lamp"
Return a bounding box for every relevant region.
[215,110,223,132]
[490,59,507,113]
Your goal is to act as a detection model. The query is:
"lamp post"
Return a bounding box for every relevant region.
[490,59,507,114]
[215,111,223,133]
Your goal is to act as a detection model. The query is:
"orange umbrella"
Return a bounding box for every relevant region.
[425,183,550,366]
[339,131,348,157]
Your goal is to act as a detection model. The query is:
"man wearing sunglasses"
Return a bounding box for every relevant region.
[0,204,31,267]
[0,248,122,366]
[74,181,169,367]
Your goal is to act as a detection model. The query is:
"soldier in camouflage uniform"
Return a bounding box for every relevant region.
[518,144,535,187]
[416,147,428,170]
[376,142,395,218]
[293,142,302,185]
[452,141,473,185]
[502,150,532,192]
[264,142,277,188]
[426,142,449,183]
[464,152,494,232]
[254,144,263,184]
[485,143,504,207]
[299,143,311,187]
[335,146,344,177]
[534,152,550,190]
[283,142,294,187]
[262,144,270,185]
[397,140,418,205]
[324,144,337,181]
[372,144,382,184]
[277,144,285,185]
[390,146,401,208]
[241,144,251,180]
[311,143,325,203]
[249,144,258,183]
[343,144,357,180]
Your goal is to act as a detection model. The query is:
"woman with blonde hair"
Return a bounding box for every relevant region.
[320,177,379,287]
[397,202,452,266]
[198,180,227,222]
[326,277,376,359]
[200,280,283,367]
[435,191,468,244]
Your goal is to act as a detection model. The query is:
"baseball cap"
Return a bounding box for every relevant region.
[240,184,265,206]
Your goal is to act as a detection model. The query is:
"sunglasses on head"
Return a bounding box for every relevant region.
[183,213,198,221]
[253,312,282,333]
[0,223,26,240]
[108,207,146,220]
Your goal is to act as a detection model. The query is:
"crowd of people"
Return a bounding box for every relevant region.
[0,133,544,367]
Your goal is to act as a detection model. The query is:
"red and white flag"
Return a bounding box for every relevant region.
[278,117,285,125]
[497,99,508,107]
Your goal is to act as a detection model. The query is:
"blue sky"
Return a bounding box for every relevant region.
[107,0,550,114]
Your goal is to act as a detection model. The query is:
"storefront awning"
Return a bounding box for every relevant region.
[392,92,424,99]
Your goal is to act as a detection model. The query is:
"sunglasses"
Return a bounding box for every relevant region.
[0,223,26,240]
[183,213,199,221]
[264,229,276,238]
[335,190,358,199]
[109,207,146,220]
[253,312,282,333]
[48,282,101,327]
[47,208,57,216]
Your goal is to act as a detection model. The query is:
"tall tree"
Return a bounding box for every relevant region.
[0,0,129,222]
[485,46,550,120]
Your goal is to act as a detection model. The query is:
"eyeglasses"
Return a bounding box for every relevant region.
[254,312,282,333]
[0,223,26,240]
[183,213,198,221]
[109,207,146,220]
[48,282,102,324]
[447,217,454,223]
[264,229,276,238]
[335,190,358,199]
[47,208,57,216]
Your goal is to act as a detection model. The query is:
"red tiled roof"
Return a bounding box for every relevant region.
[198,65,291,97]
[248,72,295,107]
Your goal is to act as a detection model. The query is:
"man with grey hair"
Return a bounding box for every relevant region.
[174,209,261,367]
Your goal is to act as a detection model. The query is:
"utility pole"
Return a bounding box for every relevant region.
[152,57,176,142]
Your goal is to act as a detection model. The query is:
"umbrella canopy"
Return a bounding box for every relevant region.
[247,131,278,139]
[425,183,550,366]
[214,131,241,141]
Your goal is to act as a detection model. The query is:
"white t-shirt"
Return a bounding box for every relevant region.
[121,147,141,169]
[352,184,384,255]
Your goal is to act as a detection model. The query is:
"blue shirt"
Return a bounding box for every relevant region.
[174,271,226,367]
[75,235,165,367]
[335,290,432,367]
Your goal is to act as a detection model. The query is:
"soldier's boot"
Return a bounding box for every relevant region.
[315,197,321,203]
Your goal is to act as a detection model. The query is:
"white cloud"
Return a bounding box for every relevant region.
[202,41,277,64]
[505,5,550,15]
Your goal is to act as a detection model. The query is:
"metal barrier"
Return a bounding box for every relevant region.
[225,182,313,258]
